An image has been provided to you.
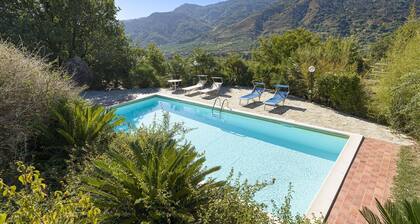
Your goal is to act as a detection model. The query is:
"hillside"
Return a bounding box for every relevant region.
[123,0,418,54]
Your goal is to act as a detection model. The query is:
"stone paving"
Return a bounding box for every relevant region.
[326,138,399,224]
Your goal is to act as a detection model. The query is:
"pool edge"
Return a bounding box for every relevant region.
[111,93,364,219]
[306,134,363,218]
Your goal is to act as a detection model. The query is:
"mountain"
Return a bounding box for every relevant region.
[123,0,419,54]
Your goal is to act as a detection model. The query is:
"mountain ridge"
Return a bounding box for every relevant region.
[123,0,418,54]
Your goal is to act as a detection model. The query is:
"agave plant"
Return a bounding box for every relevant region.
[360,198,420,224]
[82,114,223,223]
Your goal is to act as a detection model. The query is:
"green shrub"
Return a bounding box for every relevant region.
[35,100,123,186]
[127,62,159,88]
[252,29,320,96]
[223,54,253,86]
[169,53,194,86]
[197,172,272,224]
[372,20,420,138]
[199,174,320,224]
[315,72,366,115]
[389,73,420,138]
[82,114,222,223]
[296,36,363,93]
[40,100,123,150]
[0,41,80,178]
[0,162,100,224]
[191,48,223,78]
[0,0,133,91]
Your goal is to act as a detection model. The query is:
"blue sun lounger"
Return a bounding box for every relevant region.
[264,84,289,110]
[239,82,265,105]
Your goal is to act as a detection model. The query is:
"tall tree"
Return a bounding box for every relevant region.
[0,0,133,89]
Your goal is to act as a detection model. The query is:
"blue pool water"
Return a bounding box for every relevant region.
[115,96,348,214]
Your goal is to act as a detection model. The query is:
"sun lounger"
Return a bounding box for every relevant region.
[264,84,289,110]
[182,75,207,94]
[198,77,223,97]
[239,82,265,105]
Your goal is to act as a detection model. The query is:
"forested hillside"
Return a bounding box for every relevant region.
[124,0,419,54]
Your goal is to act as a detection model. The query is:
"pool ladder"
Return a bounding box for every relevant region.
[212,97,231,117]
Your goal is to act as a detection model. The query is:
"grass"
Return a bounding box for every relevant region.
[392,144,420,201]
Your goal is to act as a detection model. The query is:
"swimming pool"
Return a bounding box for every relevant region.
[114,95,362,216]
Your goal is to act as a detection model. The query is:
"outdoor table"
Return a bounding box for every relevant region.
[167,79,182,90]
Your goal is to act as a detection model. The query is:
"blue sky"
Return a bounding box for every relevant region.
[115,0,225,20]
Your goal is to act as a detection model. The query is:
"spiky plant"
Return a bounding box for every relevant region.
[360,198,420,224]
[49,100,124,149]
[82,114,223,223]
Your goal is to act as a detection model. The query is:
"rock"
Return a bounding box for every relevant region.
[64,56,93,86]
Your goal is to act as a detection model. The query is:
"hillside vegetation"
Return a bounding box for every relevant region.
[1,0,419,222]
[123,0,419,54]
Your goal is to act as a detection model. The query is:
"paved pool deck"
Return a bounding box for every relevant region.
[326,138,399,224]
[83,87,409,223]
[83,87,411,145]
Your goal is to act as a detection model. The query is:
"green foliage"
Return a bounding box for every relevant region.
[314,73,366,115]
[191,48,223,77]
[128,44,170,87]
[199,174,320,224]
[252,29,320,96]
[254,29,320,65]
[271,183,321,224]
[372,20,420,138]
[169,53,194,86]
[0,162,100,224]
[197,172,272,224]
[392,145,420,202]
[296,37,363,79]
[128,62,159,88]
[34,100,123,187]
[252,29,365,105]
[223,54,253,86]
[145,44,168,77]
[0,0,133,90]
[0,41,80,180]
[82,114,222,223]
[41,100,124,150]
[389,72,420,137]
[360,198,420,224]
[367,36,393,62]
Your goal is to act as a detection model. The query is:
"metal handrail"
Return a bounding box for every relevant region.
[212,98,231,117]
[211,97,222,116]
[220,99,230,114]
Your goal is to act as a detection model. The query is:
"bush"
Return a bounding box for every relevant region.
[39,100,123,153]
[82,114,222,223]
[296,37,363,89]
[127,62,159,88]
[389,73,420,138]
[197,172,272,224]
[35,100,123,187]
[0,41,80,179]
[372,20,420,138]
[252,29,320,96]
[315,73,366,115]
[0,162,100,224]
[223,54,253,86]
[191,48,223,78]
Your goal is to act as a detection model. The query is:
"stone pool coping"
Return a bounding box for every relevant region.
[112,93,364,218]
